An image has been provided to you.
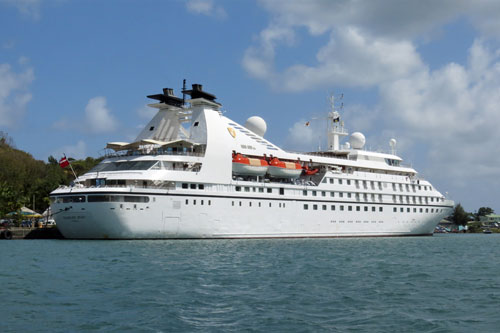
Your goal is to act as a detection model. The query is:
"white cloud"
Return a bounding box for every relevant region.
[245,0,500,92]
[0,61,35,127]
[0,0,41,19]
[84,96,117,133]
[285,119,324,152]
[186,0,226,19]
[52,140,87,160]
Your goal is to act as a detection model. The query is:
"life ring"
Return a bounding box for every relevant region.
[2,230,13,240]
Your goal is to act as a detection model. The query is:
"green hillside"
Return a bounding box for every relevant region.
[0,132,102,216]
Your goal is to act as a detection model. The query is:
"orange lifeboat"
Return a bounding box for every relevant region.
[267,158,302,179]
[303,165,319,175]
[232,154,269,176]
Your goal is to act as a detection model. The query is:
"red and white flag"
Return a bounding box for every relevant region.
[59,156,70,168]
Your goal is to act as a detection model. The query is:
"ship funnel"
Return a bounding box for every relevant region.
[163,88,175,96]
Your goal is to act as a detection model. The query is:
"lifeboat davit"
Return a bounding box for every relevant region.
[232,154,269,176]
[267,158,302,179]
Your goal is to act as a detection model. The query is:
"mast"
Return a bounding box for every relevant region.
[327,94,348,151]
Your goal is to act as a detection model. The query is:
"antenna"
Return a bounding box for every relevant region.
[182,79,186,106]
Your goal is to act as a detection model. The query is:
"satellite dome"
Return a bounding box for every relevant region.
[389,138,397,148]
[244,116,267,137]
[349,132,366,149]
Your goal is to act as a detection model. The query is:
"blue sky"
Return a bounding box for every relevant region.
[1,0,500,213]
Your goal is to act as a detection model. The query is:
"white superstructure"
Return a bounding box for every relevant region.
[50,84,454,239]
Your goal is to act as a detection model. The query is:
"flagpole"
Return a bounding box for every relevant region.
[64,154,78,180]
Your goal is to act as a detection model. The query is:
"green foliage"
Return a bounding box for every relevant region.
[475,207,494,220]
[450,203,472,226]
[467,222,482,233]
[0,133,102,216]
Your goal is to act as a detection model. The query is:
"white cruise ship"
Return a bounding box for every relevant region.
[50,84,454,239]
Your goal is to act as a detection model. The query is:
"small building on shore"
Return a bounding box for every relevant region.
[479,214,500,228]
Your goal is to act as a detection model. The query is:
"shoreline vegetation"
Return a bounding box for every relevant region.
[0,132,101,220]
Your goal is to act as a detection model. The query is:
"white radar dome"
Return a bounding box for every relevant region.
[349,132,366,149]
[389,138,397,148]
[244,116,267,137]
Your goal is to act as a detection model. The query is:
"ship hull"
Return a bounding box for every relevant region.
[52,191,452,239]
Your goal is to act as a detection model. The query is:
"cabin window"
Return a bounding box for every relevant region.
[149,126,154,131]
[249,202,252,207]
[413,208,417,213]
[321,191,326,197]
[182,183,188,189]
[239,201,242,206]
[304,204,309,210]
[259,188,264,193]
[193,200,196,205]
[371,207,375,212]
[279,188,284,195]
[322,178,327,183]
[356,206,360,211]
[331,205,335,211]
[267,188,272,193]
[400,208,404,212]
[269,203,272,207]
[312,191,317,196]
[235,186,241,192]
[340,205,344,211]
[208,200,211,206]
[322,205,327,211]
[347,180,351,185]
[199,184,204,190]
[245,187,250,192]
[186,199,189,205]
[339,179,343,185]
[193,121,199,127]
[329,178,334,184]
[313,204,318,210]
[190,184,196,189]
[303,190,307,196]
[348,206,352,211]
[258,202,261,207]
[232,201,234,206]
[379,207,383,212]
[330,192,334,197]
[407,208,410,213]
[393,207,397,212]
[364,206,369,212]
[339,192,344,198]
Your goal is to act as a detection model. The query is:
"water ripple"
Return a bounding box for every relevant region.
[2,235,500,332]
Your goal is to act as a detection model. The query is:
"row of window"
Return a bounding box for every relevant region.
[181,183,205,190]
[231,201,285,208]
[322,178,432,192]
[393,207,443,214]
[304,204,384,212]
[304,204,445,214]
[52,195,150,203]
[185,199,211,206]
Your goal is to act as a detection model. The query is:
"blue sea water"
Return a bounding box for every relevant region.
[1,234,500,332]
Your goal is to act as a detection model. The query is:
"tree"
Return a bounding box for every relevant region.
[475,207,494,221]
[451,203,472,226]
